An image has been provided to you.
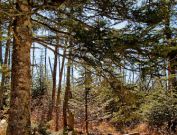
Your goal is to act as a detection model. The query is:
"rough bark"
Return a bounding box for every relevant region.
[7,1,32,135]
[68,110,74,131]
[55,48,66,131]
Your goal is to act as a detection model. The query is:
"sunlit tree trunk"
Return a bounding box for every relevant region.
[7,0,32,135]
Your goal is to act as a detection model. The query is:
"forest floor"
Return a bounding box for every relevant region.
[0,120,162,135]
[0,107,162,135]
[0,96,168,135]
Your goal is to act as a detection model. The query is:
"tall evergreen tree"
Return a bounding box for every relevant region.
[7,1,32,135]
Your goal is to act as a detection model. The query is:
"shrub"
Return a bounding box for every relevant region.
[32,76,50,98]
[141,88,177,129]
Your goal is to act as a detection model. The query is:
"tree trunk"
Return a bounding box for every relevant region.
[48,56,53,77]
[0,22,3,65]
[55,48,66,131]
[164,2,177,91]
[0,22,11,109]
[48,46,58,120]
[0,15,3,109]
[31,44,35,78]
[45,47,47,77]
[8,46,11,67]
[84,68,91,135]
[63,52,71,130]
[7,1,32,135]
[85,87,89,135]
[68,110,74,131]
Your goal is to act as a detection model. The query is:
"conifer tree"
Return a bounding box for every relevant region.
[7,1,32,135]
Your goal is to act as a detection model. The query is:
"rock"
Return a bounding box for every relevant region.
[0,119,7,128]
[68,131,74,135]
[0,119,7,135]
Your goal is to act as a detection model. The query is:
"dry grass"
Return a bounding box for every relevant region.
[93,122,121,135]
[0,121,167,135]
[127,123,163,135]
[131,123,149,133]
[0,120,7,135]
[0,128,6,135]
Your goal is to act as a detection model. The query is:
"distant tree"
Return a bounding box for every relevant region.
[48,46,58,120]
[55,48,66,131]
[63,50,72,131]
[0,22,11,109]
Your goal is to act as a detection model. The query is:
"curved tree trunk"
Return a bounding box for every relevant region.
[7,1,32,135]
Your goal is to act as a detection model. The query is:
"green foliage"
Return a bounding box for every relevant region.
[140,88,177,127]
[90,78,144,126]
[31,122,51,135]
[32,75,51,98]
[110,89,144,125]
[0,65,10,77]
